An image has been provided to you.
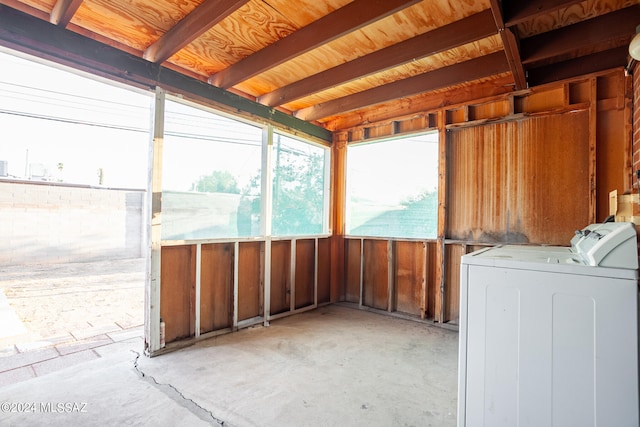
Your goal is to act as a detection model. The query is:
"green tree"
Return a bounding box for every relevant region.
[241,145,325,236]
[193,170,239,193]
[271,149,324,235]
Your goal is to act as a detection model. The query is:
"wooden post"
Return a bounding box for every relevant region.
[145,86,165,355]
[435,110,447,323]
[330,135,347,302]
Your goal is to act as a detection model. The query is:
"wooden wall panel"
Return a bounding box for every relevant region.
[270,240,291,315]
[468,100,511,122]
[200,243,233,333]
[344,238,361,303]
[426,241,438,320]
[444,244,465,324]
[394,241,425,317]
[362,239,389,310]
[514,86,566,113]
[447,112,590,245]
[237,241,263,321]
[160,245,195,343]
[295,239,315,309]
[317,238,331,304]
[597,108,627,221]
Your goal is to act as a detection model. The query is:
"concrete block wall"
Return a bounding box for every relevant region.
[0,180,145,266]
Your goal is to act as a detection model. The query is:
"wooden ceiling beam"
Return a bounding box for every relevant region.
[143,0,249,64]
[526,46,628,87]
[258,9,497,107]
[521,6,640,66]
[208,0,422,89]
[296,51,511,122]
[50,0,83,26]
[503,0,584,27]
[489,0,527,90]
[324,75,515,131]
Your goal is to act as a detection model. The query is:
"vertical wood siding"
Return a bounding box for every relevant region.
[237,241,263,321]
[200,243,233,333]
[447,112,591,245]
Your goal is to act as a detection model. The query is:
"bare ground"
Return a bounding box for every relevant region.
[0,258,145,354]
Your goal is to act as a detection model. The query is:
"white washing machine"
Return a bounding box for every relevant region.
[457,222,639,427]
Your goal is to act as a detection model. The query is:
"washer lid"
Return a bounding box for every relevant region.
[462,245,638,279]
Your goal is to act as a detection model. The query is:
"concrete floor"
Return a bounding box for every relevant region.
[0,304,459,427]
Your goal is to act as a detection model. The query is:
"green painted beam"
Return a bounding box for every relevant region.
[0,5,332,142]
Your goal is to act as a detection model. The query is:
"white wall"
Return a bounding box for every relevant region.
[0,180,145,265]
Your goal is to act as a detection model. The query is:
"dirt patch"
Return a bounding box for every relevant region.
[0,258,145,351]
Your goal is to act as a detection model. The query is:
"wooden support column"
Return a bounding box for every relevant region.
[145,87,165,355]
[435,110,447,323]
[262,126,273,325]
[330,134,347,302]
[589,78,597,223]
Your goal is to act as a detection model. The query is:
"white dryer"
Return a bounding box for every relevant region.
[457,222,639,427]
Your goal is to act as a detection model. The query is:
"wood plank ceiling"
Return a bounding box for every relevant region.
[0,0,638,133]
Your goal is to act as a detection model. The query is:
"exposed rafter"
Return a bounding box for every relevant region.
[527,46,629,87]
[489,0,527,90]
[258,9,497,107]
[50,0,83,27]
[143,0,249,64]
[503,0,584,27]
[208,0,422,89]
[324,74,515,131]
[295,51,511,122]
[520,6,640,67]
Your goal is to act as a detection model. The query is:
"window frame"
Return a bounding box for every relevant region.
[160,95,332,243]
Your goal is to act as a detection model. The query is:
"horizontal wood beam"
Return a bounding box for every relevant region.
[0,4,332,142]
[504,0,584,27]
[296,51,511,122]
[526,46,628,87]
[208,0,422,89]
[324,75,515,131]
[50,0,83,27]
[521,6,640,66]
[143,0,249,64]
[258,9,497,107]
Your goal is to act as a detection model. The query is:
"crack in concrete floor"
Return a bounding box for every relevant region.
[132,351,229,426]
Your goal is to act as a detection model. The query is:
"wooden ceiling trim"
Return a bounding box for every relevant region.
[258,9,497,108]
[503,0,584,27]
[50,0,82,26]
[526,46,628,86]
[0,4,331,141]
[143,0,249,64]
[520,6,640,66]
[489,0,526,90]
[296,51,511,121]
[208,0,422,89]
